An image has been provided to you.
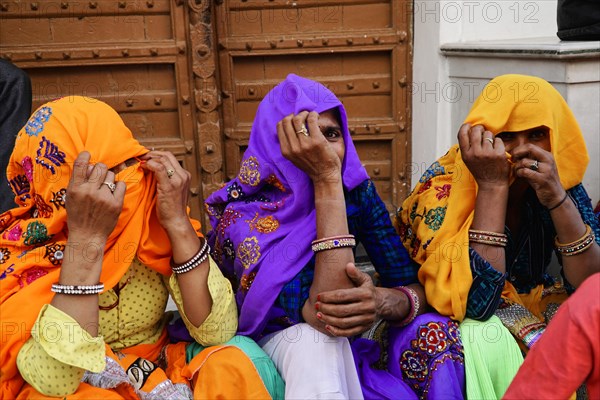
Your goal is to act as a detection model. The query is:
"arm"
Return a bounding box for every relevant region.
[276,111,353,334]
[511,145,600,287]
[17,305,106,396]
[458,124,511,274]
[52,151,125,336]
[166,257,238,345]
[140,151,213,327]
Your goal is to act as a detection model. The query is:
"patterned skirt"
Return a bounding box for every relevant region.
[352,312,465,399]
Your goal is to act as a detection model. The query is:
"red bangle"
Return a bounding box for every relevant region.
[393,286,420,326]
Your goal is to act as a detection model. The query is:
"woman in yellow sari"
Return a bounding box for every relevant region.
[0,97,279,399]
[396,75,600,398]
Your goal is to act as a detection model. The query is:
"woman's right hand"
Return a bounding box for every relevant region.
[458,124,511,189]
[277,111,342,184]
[66,151,126,243]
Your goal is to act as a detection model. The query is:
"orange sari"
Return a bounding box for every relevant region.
[0,97,270,399]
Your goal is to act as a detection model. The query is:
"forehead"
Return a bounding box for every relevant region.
[319,108,341,127]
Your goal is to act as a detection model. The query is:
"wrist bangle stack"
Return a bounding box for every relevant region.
[555,224,595,256]
[311,235,355,253]
[468,229,508,247]
[51,283,104,295]
[393,286,421,326]
[171,238,210,274]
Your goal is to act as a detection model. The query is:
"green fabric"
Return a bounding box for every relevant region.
[460,316,524,399]
[187,335,285,400]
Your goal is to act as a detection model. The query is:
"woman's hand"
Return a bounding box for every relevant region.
[458,124,511,190]
[277,111,341,184]
[314,263,379,337]
[140,150,192,233]
[512,144,565,208]
[66,151,126,243]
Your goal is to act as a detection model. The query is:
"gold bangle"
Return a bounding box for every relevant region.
[555,224,591,247]
[468,229,508,247]
[555,225,595,256]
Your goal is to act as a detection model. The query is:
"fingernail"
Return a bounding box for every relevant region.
[315,303,319,310]
[317,294,321,301]
[316,312,323,319]
[325,325,331,331]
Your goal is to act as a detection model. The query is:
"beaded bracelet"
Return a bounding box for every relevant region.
[311,235,356,253]
[51,283,104,295]
[468,229,508,247]
[555,224,595,256]
[393,286,420,326]
[171,239,210,274]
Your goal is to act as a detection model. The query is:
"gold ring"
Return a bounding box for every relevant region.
[166,169,175,178]
[485,138,494,145]
[295,126,309,137]
[102,182,116,193]
[529,160,539,171]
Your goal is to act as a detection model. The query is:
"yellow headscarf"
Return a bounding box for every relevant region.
[395,74,589,321]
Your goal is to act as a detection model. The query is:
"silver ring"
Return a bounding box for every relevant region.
[166,169,175,178]
[102,182,116,193]
[529,160,539,172]
[295,126,309,137]
[485,138,494,145]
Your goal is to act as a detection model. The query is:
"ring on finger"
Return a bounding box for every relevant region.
[166,169,175,179]
[102,181,117,193]
[529,160,540,172]
[295,126,309,137]
[485,138,494,145]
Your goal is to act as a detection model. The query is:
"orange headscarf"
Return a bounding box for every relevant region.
[0,96,199,397]
[395,75,589,321]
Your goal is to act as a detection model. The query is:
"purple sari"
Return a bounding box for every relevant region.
[205,74,465,399]
[205,74,368,339]
[353,313,465,399]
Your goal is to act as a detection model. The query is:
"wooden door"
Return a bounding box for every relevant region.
[1,0,413,227]
[214,0,412,212]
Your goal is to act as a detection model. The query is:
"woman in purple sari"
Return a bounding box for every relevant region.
[205,74,465,399]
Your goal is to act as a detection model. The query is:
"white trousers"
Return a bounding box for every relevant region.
[259,323,364,400]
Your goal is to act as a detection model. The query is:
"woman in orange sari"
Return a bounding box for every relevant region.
[0,96,277,399]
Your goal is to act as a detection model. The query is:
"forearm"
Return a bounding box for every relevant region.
[303,178,354,330]
[470,185,508,274]
[551,197,600,287]
[50,235,104,336]
[168,220,212,327]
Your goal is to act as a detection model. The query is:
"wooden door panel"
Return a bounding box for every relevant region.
[1,0,204,220]
[215,0,411,211]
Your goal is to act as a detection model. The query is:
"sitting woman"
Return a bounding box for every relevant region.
[0,96,279,398]
[205,74,465,399]
[396,74,600,398]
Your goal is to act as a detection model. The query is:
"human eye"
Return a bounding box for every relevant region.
[529,129,547,140]
[496,132,515,142]
[323,128,341,140]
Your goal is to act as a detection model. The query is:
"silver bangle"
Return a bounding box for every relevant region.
[172,250,210,274]
[51,283,104,295]
[171,239,211,274]
[171,239,208,270]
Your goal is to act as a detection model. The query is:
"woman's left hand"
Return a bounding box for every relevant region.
[315,263,380,337]
[139,150,192,232]
[512,144,565,208]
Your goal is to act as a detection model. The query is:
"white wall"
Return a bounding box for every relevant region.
[412,0,600,205]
